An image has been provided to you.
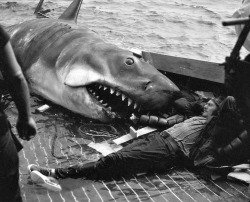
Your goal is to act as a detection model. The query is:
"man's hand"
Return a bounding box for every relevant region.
[16,117,37,141]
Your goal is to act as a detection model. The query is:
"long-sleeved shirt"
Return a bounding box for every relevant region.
[165,116,207,157]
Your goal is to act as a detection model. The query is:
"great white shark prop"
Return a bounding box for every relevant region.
[7,0,180,122]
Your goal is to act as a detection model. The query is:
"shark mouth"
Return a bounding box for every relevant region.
[87,83,143,119]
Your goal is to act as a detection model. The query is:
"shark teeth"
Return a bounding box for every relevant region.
[121,94,126,101]
[138,105,142,112]
[87,84,142,116]
[127,98,133,106]
[103,103,108,107]
[134,102,138,109]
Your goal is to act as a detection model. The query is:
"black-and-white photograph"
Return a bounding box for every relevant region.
[1,0,250,201]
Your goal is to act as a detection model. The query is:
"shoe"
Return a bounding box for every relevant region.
[31,170,62,192]
[27,164,53,177]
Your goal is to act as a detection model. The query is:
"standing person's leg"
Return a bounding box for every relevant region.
[0,117,22,202]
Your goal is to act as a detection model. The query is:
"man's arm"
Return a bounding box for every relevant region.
[216,130,250,163]
[0,42,31,120]
[0,41,36,140]
[212,96,250,164]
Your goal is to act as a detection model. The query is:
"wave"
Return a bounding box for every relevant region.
[0,0,244,62]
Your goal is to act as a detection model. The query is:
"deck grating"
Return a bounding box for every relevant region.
[2,96,250,202]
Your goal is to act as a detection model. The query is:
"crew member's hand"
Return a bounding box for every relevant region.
[16,117,37,140]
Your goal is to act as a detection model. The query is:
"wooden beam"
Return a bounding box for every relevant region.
[142,51,225,84]
[113,127,157,145]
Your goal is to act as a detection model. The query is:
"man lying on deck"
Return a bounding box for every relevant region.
[27,95,249,182]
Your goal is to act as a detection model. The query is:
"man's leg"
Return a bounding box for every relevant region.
[0,130,22,202]
[37,132,178,180]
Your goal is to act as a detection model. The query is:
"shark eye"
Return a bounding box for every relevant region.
[125,58,134,66]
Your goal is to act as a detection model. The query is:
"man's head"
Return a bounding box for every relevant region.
[202,97,224,119]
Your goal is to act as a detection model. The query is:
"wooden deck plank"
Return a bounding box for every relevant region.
[106,180,137,202]
[121,177,157,202]
[145,174,184,202]
[170,171,211,202]
[159,173,197,202]
[204,180,244,202]
[100,181,127,202]
[115,179,141,202]
[130,176,168,202]
[181,169,222,201]
[226,181,250,199]
[139,176,170,202]
[212,180,249,201]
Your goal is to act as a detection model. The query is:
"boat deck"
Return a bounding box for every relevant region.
[4,95,250,202]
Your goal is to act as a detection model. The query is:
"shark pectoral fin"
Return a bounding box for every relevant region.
[64,67,101,87]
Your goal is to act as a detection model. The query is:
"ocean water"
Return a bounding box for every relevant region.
[0,0,246,63]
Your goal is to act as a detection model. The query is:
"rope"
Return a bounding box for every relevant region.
[78,123,119,138]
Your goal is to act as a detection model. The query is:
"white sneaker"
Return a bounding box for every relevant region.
[27,164,53,176]
[31,170,62,192]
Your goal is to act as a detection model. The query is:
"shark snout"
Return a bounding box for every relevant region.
[141,75,180,110]
[144,81,153,90]
[146,75,179,93]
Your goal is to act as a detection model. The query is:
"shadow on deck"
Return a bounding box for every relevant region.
[4,95,250,202]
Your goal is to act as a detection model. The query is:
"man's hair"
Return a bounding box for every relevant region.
[211,96,225,115]
[211,96,224,107]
